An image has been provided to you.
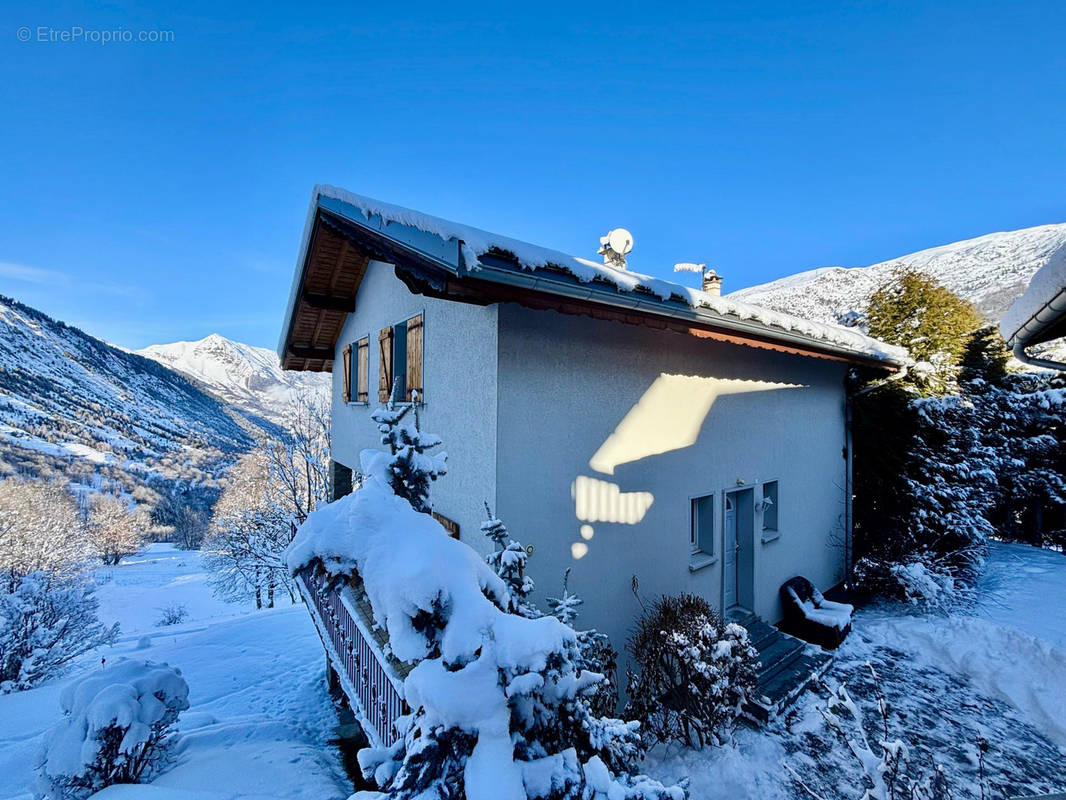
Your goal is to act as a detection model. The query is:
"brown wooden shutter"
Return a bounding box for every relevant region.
[356,337,369,403]
[406,314,423,402]
[341,344,352,403]
[378,327,393,403]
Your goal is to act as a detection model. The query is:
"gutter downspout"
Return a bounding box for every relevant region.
[1012,341,1066,372]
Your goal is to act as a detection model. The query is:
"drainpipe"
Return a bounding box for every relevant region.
[1012,341,1066,372]
[844,385,854,586]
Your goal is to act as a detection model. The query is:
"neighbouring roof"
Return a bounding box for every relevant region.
[278,185,908,372]
[1001,241,1066,349]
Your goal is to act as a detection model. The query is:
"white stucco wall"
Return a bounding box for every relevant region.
[494,303,850,660]
[330,261,499,554]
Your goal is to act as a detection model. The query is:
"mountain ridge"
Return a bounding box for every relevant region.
[730,222,1066,329]
[136,335,329,426]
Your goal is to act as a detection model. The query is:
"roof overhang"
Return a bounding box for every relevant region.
[279,190,906,373]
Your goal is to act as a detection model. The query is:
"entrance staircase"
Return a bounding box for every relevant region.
[739,614,833,723]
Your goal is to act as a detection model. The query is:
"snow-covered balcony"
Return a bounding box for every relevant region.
[295,563,408,747]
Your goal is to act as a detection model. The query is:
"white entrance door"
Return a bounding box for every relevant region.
[724,495,738,610]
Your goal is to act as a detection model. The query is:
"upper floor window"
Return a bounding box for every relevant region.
[378,314,424,403]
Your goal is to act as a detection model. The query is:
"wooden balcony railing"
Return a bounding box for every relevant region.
[296,564,407,747]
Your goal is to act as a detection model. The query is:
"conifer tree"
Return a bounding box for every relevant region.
[867,268,982,394]
[549,567,620,717]
[371,385,446,514]
[481,503,536,616]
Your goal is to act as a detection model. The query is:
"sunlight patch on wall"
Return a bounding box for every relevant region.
[589,373,803,475]
[572,475,654,524]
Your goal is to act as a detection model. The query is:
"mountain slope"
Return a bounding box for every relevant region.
[137,335,329,426]
[0,295,253,483]
[731,223,1066,328]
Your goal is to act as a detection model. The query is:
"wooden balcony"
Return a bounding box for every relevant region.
[296,564,408,747]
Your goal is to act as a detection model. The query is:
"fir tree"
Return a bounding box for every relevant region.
[549,568,620,717]
[481,503,536,616]
[371,386,446,514]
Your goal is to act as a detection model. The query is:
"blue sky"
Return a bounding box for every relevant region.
[1,0,1064,350]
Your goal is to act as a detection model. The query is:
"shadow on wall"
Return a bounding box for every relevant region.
[569,373,804,561]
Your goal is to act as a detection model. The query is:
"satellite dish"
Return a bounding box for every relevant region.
[607,228,634,255]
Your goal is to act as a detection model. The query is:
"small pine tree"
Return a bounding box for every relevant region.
[371,387,446,514]
[481,503,536,616]
[548,568,620,717]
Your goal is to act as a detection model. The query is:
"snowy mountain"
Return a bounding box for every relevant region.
[136,335,329,426]
[730,223,1066,329]
[0,295,254,486]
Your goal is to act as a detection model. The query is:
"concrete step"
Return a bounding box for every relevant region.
[742,615,834,724]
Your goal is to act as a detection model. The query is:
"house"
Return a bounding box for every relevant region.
[278,186,906,675]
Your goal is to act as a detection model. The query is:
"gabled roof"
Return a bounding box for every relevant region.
[278,186,907,372]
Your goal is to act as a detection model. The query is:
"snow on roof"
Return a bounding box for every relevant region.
[1001,241,1066,345]
[310,185,908,365]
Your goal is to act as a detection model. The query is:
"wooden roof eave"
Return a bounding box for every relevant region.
[279,203,902,373]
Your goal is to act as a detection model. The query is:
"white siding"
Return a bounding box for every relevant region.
[331,261,499,554]
[494,304,849,657]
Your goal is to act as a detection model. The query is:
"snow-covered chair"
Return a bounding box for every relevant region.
[779,576,853,649]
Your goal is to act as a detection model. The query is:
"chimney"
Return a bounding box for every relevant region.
[702,269,723,296]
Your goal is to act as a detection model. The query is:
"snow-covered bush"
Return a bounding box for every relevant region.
[154,604,188,627]
[37,659,189,799]
[287,441,683,799]
[548,569,619,718]
[87,494,143,566]
[625,593,757,748]
[852,368,1066,603]
[0,478,91,579]
[0,573,119,693]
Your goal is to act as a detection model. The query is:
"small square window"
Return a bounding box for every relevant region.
[690,494,714,555]
[762,481,778,532]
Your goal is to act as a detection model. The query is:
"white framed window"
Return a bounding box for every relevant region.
[690,494,714,555]
[761,480,779,532]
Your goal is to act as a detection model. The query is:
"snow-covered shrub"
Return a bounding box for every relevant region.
[625,593,757,748]
[852,368,1066,603]
[370,395,446,514]
[37,659,189,799]
[87,494,143,566]
[287,444,683,799]
[154,604,188,627]
[548,568,619,718]
[0,478,91,579]
[0,572,119,693]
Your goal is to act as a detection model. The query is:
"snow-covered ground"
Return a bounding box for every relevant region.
[3,542,1063,800]
[0,544,349,800]
[647,542,1066,800]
